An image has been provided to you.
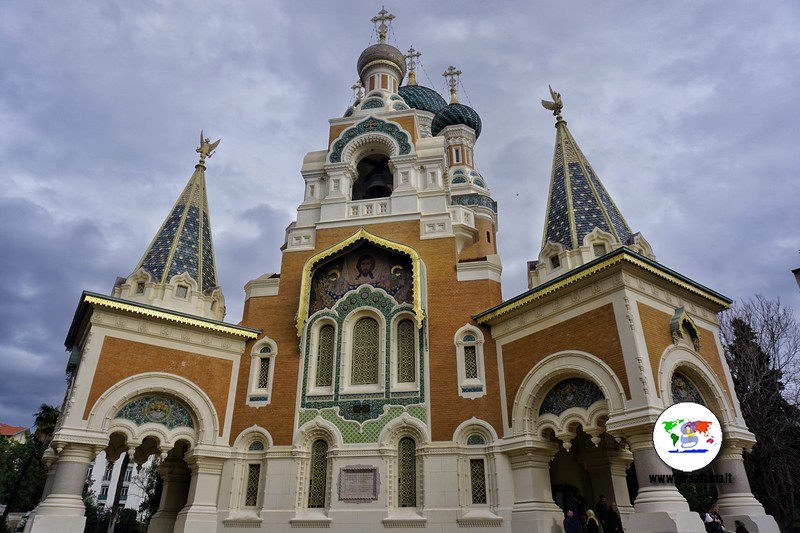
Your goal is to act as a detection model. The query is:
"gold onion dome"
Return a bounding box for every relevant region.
[357,43,407,83]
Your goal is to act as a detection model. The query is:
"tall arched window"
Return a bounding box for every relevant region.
[308,440,328,508]
[454,326,487,399]
[352,317,380,385]
[396,319,416,384]
[315,325,335,387]
[398,437,417,508]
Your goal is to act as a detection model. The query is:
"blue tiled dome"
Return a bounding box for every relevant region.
[432,103,482,139]
[398,85,447,114]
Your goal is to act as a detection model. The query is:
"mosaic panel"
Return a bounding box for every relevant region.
[539,378,604,416]
[450,193,497,213]
[361,98,384,110]
[451,176,468,184]
[671,372,705,405]
[329,117,411,163]
[309,245,413,314]
[470,459,487,504]
[116,395,194,429]
[298,405,426,444]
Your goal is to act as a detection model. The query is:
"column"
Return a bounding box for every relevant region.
[623,432,705,533]
[507,444,563,533]
[173,454,225,533]
[148,457,191,533]
[713,444,779,533]
[28,444,95,533]
[580,448,634,515]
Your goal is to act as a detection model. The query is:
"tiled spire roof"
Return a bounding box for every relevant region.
[541,111,633,250]
[134,161,218,293]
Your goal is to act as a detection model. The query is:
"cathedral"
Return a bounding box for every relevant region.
[26,10,779,533]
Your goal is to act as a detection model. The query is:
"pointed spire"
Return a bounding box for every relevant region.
[134,134,220,294]
[540,88,633,251]
[443,66,462,104]
[405,45,421,86]
[371,7,395,44]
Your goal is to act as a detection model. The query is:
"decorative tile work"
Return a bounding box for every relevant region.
[474,178,486,188]
[392,103,408,111]
[398,85,447,114]
[141,205,183,283]
[432,103,482,139]
[452,170,466,176]
[466,434,486,446]
[461,386,483,393]
[585,166,632,243]
[249,441,265,451]
[545,145,571,248]
[116,395,194,429]
[566,162,612,242]
[329,117,411,163]
[451,176,468,184]
[200,212,217,291]
[538,378,604,415]
[298,405,426,444]
[671,372,705,405]
[451,193,497,213]
[361,98,384,110]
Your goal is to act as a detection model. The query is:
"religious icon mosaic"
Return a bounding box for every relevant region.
[539,378,604,416]
[115,395,194,429]
[671,371,705,405]
[309,245,413,314]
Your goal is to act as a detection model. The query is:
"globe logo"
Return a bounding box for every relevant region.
[653,402,723,472]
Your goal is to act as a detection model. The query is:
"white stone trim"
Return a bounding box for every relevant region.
[454,325,487,399]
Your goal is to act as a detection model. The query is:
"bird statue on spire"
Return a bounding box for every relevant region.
[541,85,564,122]
[196,130,221,163]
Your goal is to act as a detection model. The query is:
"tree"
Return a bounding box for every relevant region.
[134,458,161,530]
[1,404,60,528]
[720,295,800,533]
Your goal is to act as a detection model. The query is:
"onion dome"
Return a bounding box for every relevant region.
[357,43,407,83]
[432,103,482,139]
[398,85,447,114]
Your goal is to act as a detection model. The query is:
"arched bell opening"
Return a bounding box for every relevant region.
[353,153,393,200]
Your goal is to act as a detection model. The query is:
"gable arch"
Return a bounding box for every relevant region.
[378,412,430,448]
[86,372,220,446]
[512,350,626,436]
[657,345,736,425]
[293,416,343,451]
[328,117,412,164]
[296,228,425,336]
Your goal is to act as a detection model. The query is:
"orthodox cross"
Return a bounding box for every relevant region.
[442,66,462,104]
[405,46,422,85]
[351,80,364,100]
[371,7,395,44]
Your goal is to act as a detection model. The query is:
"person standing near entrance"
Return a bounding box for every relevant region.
[605,501,624,533]
[585,510,601,533]
[563,510,581,533]
[594,494,609,530]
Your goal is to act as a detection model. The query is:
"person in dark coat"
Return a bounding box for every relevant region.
[734,520,750,533]
[563,510,581,533]
[704,503,726,533]
[594,494,609,529]
[605,502,624,533]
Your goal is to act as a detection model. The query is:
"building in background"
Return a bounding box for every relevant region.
[0,423,29,444]
[84,451,146,514]
[25,10,779,533]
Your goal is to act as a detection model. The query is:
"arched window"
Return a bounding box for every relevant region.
[316,325,335,387]
[351,317,380,385]
[398,437,417,508]
[396,319,416,384]
[248,339,277,406]
[308,440,328,508]
[353,154,393,200]
[454,326,487,399]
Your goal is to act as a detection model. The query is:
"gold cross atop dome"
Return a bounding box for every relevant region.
[351,80,364,100]
[541,85,565,123]
[442,66,462,104]
[405,46,421,86]
[371,7,395,44]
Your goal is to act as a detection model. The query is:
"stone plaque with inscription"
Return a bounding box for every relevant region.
[337,465,380,503]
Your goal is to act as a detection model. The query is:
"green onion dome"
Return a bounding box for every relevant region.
[398,85,447,114]
[432,103,482,139]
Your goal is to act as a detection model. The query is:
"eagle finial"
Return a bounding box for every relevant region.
[541,85,564,122]
[196,130,221,164]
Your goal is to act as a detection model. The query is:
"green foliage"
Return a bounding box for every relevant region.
[0,437,46,513]
[136,458,162,530]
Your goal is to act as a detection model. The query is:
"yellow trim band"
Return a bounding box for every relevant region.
[84,295,258,339]
[296,228,425,336]
[477,251,729,324]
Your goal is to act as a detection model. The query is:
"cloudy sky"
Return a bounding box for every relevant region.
[1,1,798,427]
